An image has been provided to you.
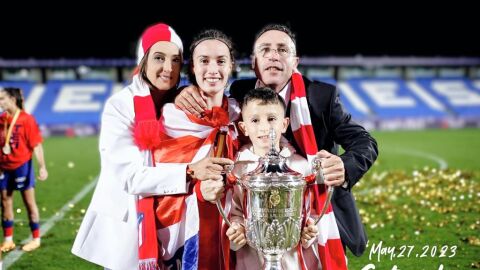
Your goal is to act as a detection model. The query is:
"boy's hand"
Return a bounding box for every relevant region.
[301,218,318,248]
[226,222,247,247]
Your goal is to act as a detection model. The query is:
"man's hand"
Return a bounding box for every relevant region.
[174,85,207,117]
[226,222,247,247]
[316,150,345,187]
[188,157,234,181]
[301,218,318,248]
[199,179,224,202]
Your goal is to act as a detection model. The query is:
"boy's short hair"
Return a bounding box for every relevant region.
[242,87,286,115]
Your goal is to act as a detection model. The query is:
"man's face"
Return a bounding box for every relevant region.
[252,30,299,92]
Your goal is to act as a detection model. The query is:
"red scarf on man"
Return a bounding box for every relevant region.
[289,72,348,270]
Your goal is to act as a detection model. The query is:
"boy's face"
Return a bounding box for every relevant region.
[238,99,289,157]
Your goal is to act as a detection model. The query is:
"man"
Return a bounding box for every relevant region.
[175,24,378,256]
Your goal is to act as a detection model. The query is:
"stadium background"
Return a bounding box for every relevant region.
[1,7,479,269]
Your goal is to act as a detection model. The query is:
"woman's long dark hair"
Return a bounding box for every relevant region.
[1,87,24,110]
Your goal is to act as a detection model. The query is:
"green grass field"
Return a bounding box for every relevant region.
[3,129,480,269]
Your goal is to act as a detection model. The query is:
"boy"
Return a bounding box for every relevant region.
[226,87,320,269]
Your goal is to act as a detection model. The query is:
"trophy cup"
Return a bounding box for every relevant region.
[216,128,333,270]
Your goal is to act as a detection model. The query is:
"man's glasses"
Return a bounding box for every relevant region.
[255,46,292,58]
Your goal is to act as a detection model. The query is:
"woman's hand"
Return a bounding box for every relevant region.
[199,179,224,202]
[188,157,233,181]
[38,166,48,181]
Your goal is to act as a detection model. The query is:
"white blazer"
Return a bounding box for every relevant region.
[72,83,189,270]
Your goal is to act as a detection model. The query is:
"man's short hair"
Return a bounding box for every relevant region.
[253,24,297,54]
[242,87,286,115]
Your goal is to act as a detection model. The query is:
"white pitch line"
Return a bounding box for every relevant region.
[356,148,448,196]
[3,178,98,269]
[389,148,448,170]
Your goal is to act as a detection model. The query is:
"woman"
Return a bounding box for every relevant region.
[150,29,239,270]
[71,23,232,270]
[0,87,48,252]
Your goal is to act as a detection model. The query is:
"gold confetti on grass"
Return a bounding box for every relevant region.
[355,167,480,243]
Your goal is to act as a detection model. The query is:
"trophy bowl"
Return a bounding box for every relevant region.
[216,129,333,270]
[239,157,305,270]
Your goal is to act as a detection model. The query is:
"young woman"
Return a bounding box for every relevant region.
[150,29,239,270]
[0,87,48,252]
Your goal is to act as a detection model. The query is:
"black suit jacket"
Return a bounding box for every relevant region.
[229,77,378,256]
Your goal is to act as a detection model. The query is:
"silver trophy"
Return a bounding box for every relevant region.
[217,128,333,270]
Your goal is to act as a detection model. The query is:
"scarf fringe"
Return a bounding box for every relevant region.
[133,119,163,150]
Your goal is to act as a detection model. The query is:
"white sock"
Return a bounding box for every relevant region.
[4,236,13,242]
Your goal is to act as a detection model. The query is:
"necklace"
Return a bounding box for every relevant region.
[2,109,21,155]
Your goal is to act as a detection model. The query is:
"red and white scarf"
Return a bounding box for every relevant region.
[290,72,348,270]
[130,74,164,270]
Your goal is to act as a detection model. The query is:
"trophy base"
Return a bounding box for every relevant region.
[263,254,283,270]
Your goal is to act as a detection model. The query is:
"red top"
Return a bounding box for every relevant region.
[0,111,42,170]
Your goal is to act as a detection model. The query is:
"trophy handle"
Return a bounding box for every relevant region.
[216,199,232,227]
[313,186,334,225]
[215,164,237,227]
[310,158,335,225]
